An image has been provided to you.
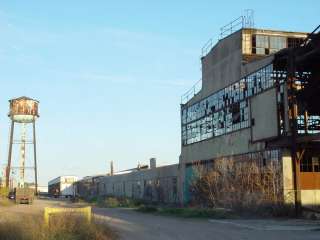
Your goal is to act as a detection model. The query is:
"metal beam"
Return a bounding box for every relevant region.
[5,121,14,188]
[33,121,38,195]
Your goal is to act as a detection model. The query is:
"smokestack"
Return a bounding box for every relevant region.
[150,158,156,169]
[110,161,114,176]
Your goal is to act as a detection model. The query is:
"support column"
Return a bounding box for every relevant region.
[282,149,295,205]
[287,50,301,215]
[33,120,38,195]
[19,123,26,188]
[6,120,14,189]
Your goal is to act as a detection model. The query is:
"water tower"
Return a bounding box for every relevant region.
[5,96,39,193]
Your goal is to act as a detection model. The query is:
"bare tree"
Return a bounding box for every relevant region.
[190,158,284,211]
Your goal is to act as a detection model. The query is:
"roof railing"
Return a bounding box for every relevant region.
[184,10,254,105]
[181,79,202,104]
[200,9,254,58]
[219,16,244,39]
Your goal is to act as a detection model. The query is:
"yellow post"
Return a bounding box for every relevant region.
[44,207,49,225]
[44,206,92,226]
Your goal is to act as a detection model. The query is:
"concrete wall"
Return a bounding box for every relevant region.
[282,149,295,204]
[201,30,242,98]
[181,128,265,163]
[301,190,320,206]
[251,88,278,141]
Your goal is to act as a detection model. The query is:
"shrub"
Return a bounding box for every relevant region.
[137,206,236,218]
[0,188,9,198]
[96,197,143,208]
[137,205,158,213]
[87,196,99,203]
[104,197,120,208]
[189,158,292,216]
[0,199,13,207]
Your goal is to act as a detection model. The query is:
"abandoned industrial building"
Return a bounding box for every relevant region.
[180,21,320,208]
[75,16,320,210]
[75,160,179,204]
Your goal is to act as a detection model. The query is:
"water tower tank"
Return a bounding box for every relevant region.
[8,96,39,123]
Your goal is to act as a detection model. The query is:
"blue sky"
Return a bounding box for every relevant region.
[0,1,319,185]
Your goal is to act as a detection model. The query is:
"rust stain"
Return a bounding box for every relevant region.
[300,172,320,189]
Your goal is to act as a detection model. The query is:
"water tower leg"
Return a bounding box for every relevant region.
[6,121,14,189]
[33,121,38,195]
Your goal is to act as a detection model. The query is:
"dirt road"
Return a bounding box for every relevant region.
[1,199,319,240]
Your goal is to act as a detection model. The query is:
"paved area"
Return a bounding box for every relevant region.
[1,199,319,240]
[93,207,320,240]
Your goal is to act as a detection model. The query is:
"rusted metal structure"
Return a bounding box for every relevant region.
[5,96,40,194]
[272,25,320,213]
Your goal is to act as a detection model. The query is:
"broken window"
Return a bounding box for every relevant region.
[226,107,233,133]
[181,64,275,145]
[252,35,302,56]
[269,36,286,53]
[252,35,269,55]
[288,38,304,48]
[301,155,320,172]
[231,102,241,124]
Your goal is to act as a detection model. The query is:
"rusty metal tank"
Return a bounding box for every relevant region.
[8,96,39,123]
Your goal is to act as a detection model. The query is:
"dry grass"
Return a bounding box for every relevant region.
[137,205,237,219]
[96,197,142,208]
[0,199,14,207]
[0,213,117,240]
[0,188,12,207]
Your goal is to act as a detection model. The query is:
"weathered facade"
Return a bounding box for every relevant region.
[180,25,320,209]
[75,175,103,198]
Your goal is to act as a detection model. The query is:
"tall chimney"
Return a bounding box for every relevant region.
[110,161,114,176]
[150,158,156,169]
